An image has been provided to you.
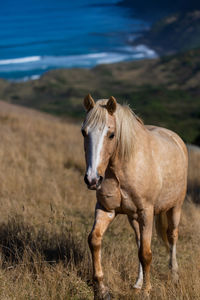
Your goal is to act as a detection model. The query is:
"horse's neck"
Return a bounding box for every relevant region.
[110,120,148,178]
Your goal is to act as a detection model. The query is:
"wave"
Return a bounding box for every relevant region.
[0,56,41,65]
[0,46,157,80]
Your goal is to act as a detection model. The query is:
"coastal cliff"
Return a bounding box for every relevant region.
[133,11,200,55]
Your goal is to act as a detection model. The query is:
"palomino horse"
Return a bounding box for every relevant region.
[82,94,188,299]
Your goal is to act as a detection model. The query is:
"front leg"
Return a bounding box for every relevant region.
[88,203,115,300]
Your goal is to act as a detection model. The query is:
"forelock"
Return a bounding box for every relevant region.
[82,99,108,131]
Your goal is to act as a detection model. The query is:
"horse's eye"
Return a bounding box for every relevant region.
[109,133,115,139]
[81,129,87,137]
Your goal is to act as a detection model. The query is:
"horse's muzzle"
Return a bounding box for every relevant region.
[84,174,103,190]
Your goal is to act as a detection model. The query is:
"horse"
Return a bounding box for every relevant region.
[81,94,188,299]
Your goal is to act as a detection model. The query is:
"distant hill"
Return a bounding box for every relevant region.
[119,1,200,55]
[0,47,200,144]
[118,0,200,18]
[134,11,200,55]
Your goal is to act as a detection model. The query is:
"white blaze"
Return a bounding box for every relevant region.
[87,126,108,181]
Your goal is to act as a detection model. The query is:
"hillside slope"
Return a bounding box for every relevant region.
[0,101,199,299]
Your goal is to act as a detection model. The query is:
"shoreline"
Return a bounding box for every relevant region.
[1,44,158,82]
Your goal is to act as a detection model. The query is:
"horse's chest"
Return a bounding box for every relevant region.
[96,178,121,211]
[97,192,121,211]
[97,179,137,214]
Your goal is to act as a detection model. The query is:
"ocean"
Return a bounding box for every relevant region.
[0,0,157,81]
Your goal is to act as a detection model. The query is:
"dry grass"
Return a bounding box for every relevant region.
[0,101,199,299]
[187,144,200,203]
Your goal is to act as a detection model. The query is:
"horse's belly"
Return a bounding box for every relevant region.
[154,179,186,214]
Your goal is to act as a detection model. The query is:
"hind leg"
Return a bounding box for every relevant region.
[166,206,181,282]
[128,216,143,290]
[138,206,154,296]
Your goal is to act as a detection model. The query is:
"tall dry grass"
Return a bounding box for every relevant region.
[187,144,200,203]
[0,101,199,299]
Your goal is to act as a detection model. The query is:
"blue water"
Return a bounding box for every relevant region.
[0,0,156,81]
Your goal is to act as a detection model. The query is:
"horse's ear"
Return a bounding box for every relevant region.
[83,94,95,112]
[107,96,117,115]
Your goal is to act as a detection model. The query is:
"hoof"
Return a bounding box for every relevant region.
[94,289,111,300]
[143,285,152,298]
[172,271,179,284]
[103,291,111,300]
[143,290,151,298]
[133,287,141,294]
[133,281,143,290]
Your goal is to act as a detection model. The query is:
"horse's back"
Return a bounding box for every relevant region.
[146,125,187,158]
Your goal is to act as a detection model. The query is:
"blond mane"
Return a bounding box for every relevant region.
[82,99,144,160]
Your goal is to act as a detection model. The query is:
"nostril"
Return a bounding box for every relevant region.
[96,176,103,188]
[84,174,90,186]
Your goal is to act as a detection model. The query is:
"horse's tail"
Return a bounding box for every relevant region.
[155,212,169,251]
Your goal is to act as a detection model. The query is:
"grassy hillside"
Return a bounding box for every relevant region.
[0,101,199,299]
[0,47,200,144]
[187,144,200,203]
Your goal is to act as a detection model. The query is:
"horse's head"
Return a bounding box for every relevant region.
[82,94,117,190]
